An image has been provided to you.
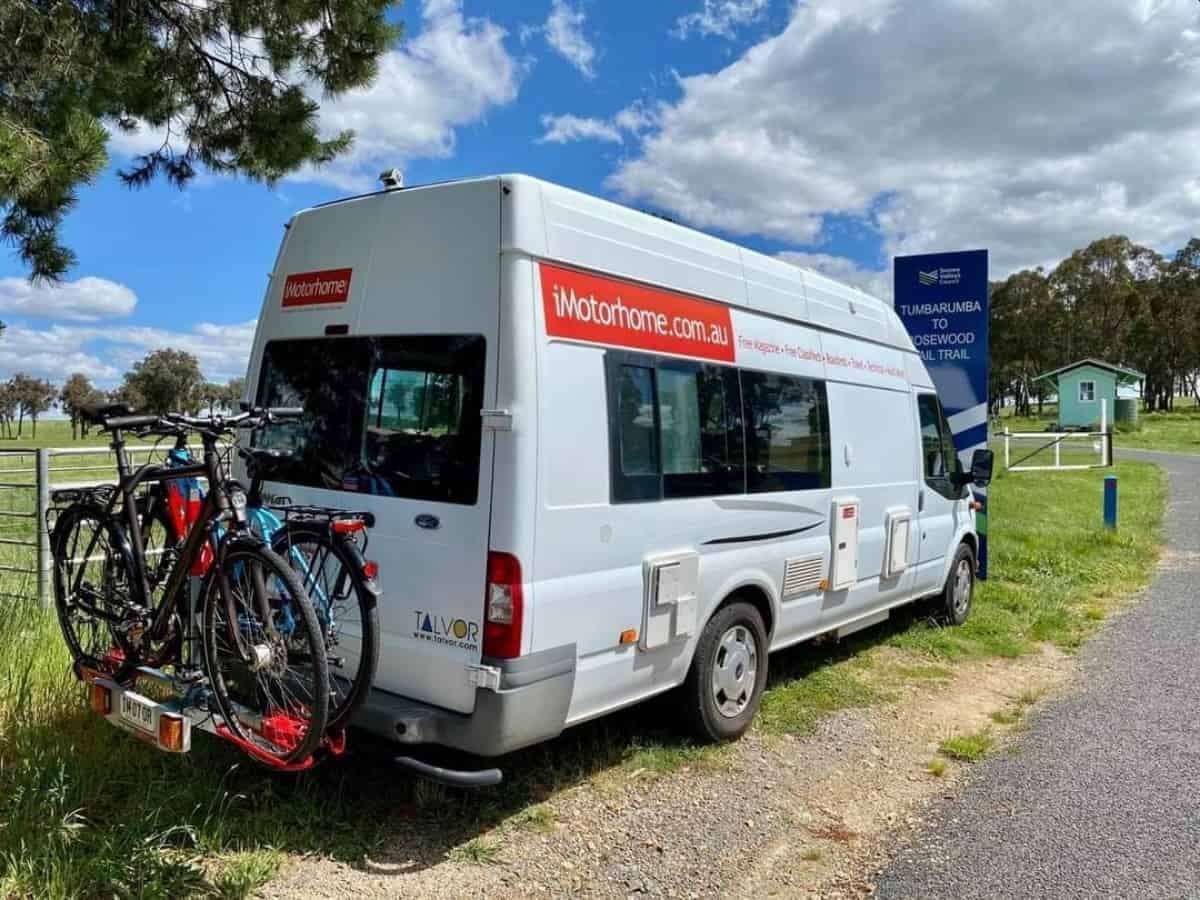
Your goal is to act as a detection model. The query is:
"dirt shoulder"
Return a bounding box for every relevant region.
[263,644,1074,900]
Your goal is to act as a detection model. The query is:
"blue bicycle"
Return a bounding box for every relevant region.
[140,434,381,733]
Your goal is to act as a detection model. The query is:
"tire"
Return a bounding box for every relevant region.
[51,503,140,681]
[137,493,181,602]
[682,600,769,743]
[201,543,329,765]
[271,523,380,732]
[938,543,976,626]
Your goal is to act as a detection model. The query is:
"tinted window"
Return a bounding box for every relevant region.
[607,355,743,502]
[659,364,743,499]
[256,335,485,504]
[741,372,831,492]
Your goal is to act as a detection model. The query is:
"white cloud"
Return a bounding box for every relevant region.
[0,276,137,322]
[0,320,256,387]
[538,101,658,145]
[97,320,258,384]
[540,113,623,144]
[611,0,1200,278]
[0,324,121,383]
[777,251,892,303]
[290,0,523,190]
[543,0,598,79]
[674,0,770,39]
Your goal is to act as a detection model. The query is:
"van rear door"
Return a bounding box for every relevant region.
[250,180,501,715]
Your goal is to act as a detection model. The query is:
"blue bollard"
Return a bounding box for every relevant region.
[1103,474,1118,530]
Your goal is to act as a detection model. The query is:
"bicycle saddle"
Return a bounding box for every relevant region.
[80,402,136,426]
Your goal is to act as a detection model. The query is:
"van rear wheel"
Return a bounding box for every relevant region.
[683,600,768,743]
[938,543,976,626]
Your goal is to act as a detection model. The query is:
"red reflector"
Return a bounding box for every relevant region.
[842,507,856,519]
[332,519,365,535]
[363,560,379,580]
[483,551,524,659]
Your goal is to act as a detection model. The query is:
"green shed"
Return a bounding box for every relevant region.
[1033,359,1144,430]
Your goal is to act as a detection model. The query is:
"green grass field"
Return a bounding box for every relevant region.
[0,458,1167,898]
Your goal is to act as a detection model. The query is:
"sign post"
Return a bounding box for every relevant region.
[894,250,990,578]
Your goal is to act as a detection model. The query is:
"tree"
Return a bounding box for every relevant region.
[0,381,16,439]
[224,377,246,412]
[10,373,57,438]
[201,381,225,415]
[1,1,400,281]
[60,372,102,438]
[120,348,204,415]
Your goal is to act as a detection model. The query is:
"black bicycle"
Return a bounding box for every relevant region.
[50,404,330,766]
[136,435,381,734]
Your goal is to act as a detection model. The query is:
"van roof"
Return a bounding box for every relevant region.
[298,174,916,353]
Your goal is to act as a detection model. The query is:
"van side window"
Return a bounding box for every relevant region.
[607,355,744,502]
[615,364,659,474]
[917,393,962,498]
[741,372,831,492]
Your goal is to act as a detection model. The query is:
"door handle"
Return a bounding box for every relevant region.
[918,489,925,512]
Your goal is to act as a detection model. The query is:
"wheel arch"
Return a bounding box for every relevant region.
[708,578,776,642]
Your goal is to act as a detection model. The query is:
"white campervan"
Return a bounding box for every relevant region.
[244,175,992,782]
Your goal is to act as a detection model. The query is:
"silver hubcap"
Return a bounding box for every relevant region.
[711,625,758,718]
[952,558,972,616]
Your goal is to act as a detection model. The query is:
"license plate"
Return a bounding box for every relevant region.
[119,692,156,734]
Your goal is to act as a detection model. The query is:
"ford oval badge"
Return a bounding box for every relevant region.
[415,514,440,531]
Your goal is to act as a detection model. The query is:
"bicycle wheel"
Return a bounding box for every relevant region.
[51,504,140,681]
[131,496,185,670]
[272,523,379,731]
[201,543,329,766]
[138,493,181,601]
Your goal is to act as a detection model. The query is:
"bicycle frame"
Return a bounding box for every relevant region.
[66,425,263,666]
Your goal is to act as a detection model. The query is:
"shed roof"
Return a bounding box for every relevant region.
[1032,358,1144,387]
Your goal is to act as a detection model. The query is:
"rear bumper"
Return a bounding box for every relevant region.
[353,643,576,757]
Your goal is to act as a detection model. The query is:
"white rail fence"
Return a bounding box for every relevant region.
[0,444,187,606]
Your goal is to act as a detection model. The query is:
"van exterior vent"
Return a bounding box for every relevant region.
[782,554,824,599]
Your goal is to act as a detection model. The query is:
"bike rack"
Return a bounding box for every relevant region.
[78,659,346,772]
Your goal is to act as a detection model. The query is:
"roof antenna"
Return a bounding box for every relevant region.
[379,168,404,190]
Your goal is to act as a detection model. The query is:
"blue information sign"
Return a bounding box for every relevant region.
[894,249,990,576]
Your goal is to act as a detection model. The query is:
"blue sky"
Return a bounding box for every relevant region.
[2,0,1198,386]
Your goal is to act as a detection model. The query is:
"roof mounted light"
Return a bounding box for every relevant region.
[379,168,404,190]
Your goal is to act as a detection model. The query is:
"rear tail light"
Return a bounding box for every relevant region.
[89,683,112,715]
[483,551,523,659]
[332,519,366,535]
[158,712,186,752]
[362,560,379,580]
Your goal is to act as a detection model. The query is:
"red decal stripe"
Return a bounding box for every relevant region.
[540,263,735,363]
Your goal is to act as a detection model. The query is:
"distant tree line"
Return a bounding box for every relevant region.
[2,348,246,440]
[990,236,1200,416]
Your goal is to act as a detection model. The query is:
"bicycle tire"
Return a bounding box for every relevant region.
[201,543,329,766]
[272,523,380,732]
[50,503,140,682]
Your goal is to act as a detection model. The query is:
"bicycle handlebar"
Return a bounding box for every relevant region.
[99,407,303,437]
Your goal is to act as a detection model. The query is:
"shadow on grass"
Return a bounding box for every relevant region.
[0,599,951,897]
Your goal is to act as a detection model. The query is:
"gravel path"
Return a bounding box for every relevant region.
[876,449,1200,900]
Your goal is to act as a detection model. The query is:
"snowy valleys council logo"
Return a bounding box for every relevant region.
[412,610,481,651]
[918,266,962,287]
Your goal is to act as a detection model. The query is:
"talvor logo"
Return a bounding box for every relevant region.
[412,610,480,651]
